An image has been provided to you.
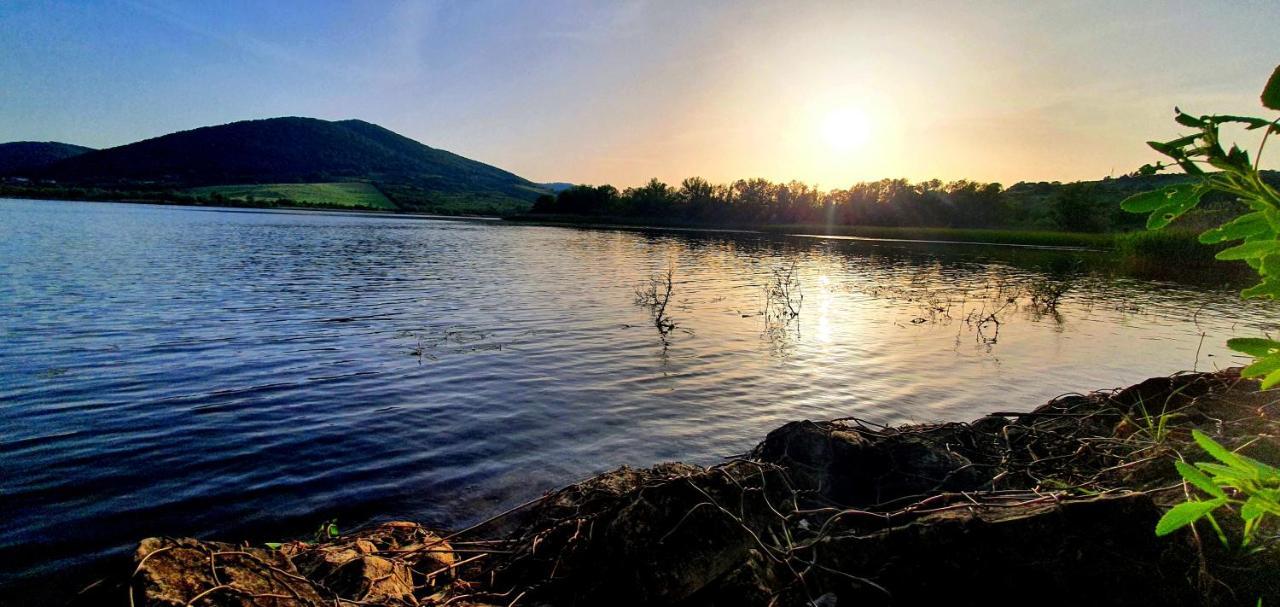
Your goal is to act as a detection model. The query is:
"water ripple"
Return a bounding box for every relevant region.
[0,199,1273,603]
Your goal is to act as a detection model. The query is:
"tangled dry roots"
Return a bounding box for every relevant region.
[103,369,1280,606]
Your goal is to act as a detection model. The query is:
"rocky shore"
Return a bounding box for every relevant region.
[78,369,1279,606]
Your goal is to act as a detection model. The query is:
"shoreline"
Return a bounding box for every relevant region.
[3,194,1121,250]
[0,195,503,223]
[504,213,1119,249]
[6,195,1225,262]
[91,368,1280,606]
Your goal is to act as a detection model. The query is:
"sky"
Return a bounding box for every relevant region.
[1,0,1277,188]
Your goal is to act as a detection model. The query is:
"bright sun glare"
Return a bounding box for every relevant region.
[821,107,872,152]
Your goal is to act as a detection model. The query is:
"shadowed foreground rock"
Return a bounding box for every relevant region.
[98,369,1279,606]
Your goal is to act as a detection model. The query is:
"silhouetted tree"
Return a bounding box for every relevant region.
[1050,184,1107,232]
[531,194,556,213]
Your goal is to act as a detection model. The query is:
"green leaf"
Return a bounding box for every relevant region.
[1204,511,1231,548]
[1247,491,1280,516]
[1175,460,1227,498]
[1175,111,1205,128]
[1200,212,1269,244]
[1228,145,1252,168]
[1262,255,1280,277]
[1243,496,1267,522]
[264,542,282,550]
[1164,134,1202,149]
[1216,240,1280,261]
[1121,188,1177,213]
[1147,140,1183,157]
[1192,429,1252,470]
[1208,155,1239,172]
[1232,449,1280,477]
[1155,499,1225,536]
[1119,184,1206,230]
[1227,337,1280,357]
[1177,158,1206,176]
[1243,353,1280,378]
[1196,462,1254,482]
[1241,278,1280,300]
[1263,65,1280,111]
[1153,185,1204,229]
[1262,368,1280,390]
[1211,115,1275,130]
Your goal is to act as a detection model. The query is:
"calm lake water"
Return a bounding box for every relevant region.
[0,198,1273,602]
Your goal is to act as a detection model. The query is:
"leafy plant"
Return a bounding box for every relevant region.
[1121,65,1280,387]
[1123,65,1280,553]
[1125,396,1176,445]
[1156,430,1280,548]
[315,519,340,542]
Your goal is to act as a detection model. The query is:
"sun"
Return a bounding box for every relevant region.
[821,107,872,152]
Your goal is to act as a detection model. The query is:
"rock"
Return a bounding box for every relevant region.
[969,414,1010,434]
[131,537,326,606]
[752,420,990,505]
[292,546,414,602]
[129,522,457,606]
[289,521,455,601]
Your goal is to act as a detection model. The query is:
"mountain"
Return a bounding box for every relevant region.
[539,182,575,193]
[0,141,94,176]
[33,117,544,211]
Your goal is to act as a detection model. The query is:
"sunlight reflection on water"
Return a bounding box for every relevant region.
[0,198,1273,600]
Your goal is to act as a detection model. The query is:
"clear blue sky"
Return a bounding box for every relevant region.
[2,0,1277,187]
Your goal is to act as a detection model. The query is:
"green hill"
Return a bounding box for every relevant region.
[0,141,94,176]
[29,117,543,213]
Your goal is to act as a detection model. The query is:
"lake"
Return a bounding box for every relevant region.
[0,198,1271,602]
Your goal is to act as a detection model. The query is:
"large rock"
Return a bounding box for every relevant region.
[131,537,326,607]
[752,420,991,505]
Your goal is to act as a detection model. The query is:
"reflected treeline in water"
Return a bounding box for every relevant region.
[0,199,1275,602]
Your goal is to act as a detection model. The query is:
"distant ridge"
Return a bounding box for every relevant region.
[0,141,94,176]
[23,117,544,211]
[539,182,575,193]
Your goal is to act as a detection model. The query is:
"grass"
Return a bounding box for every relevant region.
[414,193,532,216]
[188,182,395,209]
[1112,229,1223,265]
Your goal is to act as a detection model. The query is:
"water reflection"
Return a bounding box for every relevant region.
[0,199,1274,602]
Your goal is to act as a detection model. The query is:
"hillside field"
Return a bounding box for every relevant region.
[188,182,395,209]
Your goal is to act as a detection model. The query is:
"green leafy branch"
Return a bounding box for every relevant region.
[1156,430,1280,549]
[1121,65,1280,387]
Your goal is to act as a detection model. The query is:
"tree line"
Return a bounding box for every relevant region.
[529,176,1203,232]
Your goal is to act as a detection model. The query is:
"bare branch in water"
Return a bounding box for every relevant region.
[635,266,678,340]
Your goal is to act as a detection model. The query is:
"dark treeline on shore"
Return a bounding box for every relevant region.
[529,174,1270,233]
